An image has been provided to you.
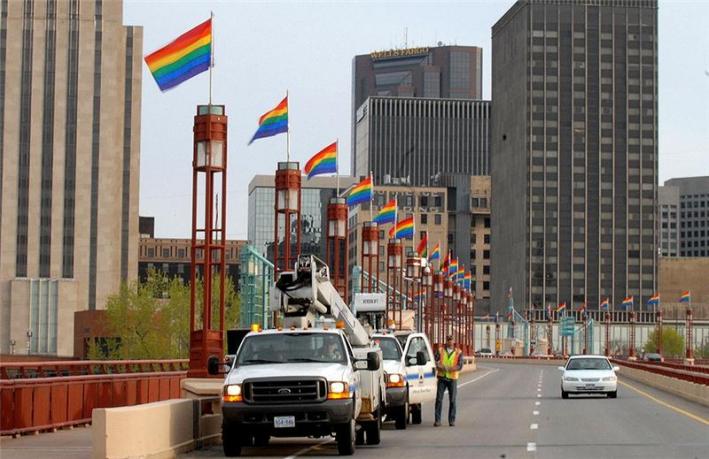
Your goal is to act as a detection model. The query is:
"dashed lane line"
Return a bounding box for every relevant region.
[618,380,709,426]
[535,401,541,406]
[533,410,539,416]
[527,442,537,452]
[530,423,538,430]
[283,438,333,459]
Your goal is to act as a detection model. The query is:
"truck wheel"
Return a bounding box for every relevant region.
[394,403,407,430]
[336,418,355,456]
[355,427,365,446]
[365,411,381,445]
[411,404,422,425]
[253,433,270,446]
[222,423,243,457]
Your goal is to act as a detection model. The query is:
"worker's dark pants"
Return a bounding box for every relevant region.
[434,377,457,424]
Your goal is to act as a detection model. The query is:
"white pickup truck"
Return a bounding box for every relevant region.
[372,331,437,428]
[211,255,385,456]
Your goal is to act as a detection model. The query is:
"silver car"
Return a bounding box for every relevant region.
[558,355,619,399]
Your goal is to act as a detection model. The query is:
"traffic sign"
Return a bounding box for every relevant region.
[560,316,575,336]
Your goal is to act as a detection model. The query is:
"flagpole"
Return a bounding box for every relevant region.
[336,139,340,196]
[286,90,290,163]
[209,11,214,107]
[369,171,373,222]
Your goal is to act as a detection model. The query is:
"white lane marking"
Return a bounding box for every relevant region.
[283,438,333,459]
[527,442,537,452]
[533,410,539,415]
[535,401,541,406]
[458,367,500,388]
[530,423,538,430]
[537,388,541,392]
[537,394,542,398]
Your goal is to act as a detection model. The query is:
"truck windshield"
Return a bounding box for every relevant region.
[374,337,402,360]
[236,333,348,366]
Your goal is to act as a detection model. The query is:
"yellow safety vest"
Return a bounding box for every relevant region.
[438,347,462,380]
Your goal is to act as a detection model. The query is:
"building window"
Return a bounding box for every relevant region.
[29,279,58,354]
[484,217,491,228]
[434,214,442,225]
[483,250,490,259]
[420,214,428,225]
[162,248,170,258]
[484,234,490,244]
[483,266,490,275]
[483,281,490,290]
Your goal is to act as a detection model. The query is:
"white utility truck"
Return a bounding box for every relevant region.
[211,255,386,456]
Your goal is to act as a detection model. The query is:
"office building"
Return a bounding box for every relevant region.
[663,176,709,257]
[354,97,491,186]
[247,175,358,263]
[0,0,142,356]
[139,237,246,288]
[491,0,658,313]
[658,186,679,257]
[351,45,483,173]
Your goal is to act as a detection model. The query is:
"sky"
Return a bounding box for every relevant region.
[124,0,709,240]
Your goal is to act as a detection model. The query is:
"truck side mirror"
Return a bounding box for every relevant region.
[366,351,380,371]
[207,355,220,375]
[416,350,427,366]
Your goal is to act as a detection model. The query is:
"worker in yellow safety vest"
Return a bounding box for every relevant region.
[433,335,463,427]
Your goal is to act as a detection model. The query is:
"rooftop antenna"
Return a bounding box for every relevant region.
[404,27,408,48]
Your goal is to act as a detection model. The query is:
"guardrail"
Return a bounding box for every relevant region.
[0,359,188,379]
[611,359,709,386]
[0,360,188,436]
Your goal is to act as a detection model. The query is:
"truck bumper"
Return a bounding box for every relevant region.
[222,399,353,437]
[384,386,407,411]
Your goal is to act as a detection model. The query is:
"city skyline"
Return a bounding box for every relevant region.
[125,0,709,240]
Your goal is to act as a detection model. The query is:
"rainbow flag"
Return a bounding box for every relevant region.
[144,18,212,91]
[249,96,288,144]
[394,216,414,239]
[448,258,458,279]
[388,225,395,239]
[463,272,472,290]
[416,232,428,258]
[621,296,634,310]
[430,242,441,262]
[347,176,373,207]
[679,291,691,303]
[374,199,396,225]
[457,265,465,283]
[577,302,586,313]
[304,142,337,179]
[600,298,610,310]
[647,293,660,306]
[442,251,450,273]
[556,302,567,313]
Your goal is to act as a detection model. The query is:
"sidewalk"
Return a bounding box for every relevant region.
[0,426,92,459]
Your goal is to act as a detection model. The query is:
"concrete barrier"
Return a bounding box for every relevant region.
[92,397,221,459]
[618,365,709,408]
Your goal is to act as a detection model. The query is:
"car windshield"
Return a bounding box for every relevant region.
[480,348,491,353]
[236,333,347,366]
[566,358,611,371]
[373,337,402,360]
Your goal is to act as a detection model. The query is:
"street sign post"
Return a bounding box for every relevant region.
[560,317,576,337]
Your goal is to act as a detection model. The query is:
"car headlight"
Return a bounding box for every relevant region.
[327,381,351,400]
[602,375,617,382]
[563,376,579,382]
[386,373,406,388]
[223,384,242,402]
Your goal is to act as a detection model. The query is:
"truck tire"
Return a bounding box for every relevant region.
[253,433,270,446]
[394,403,407,430]
[365,411,381,445]
[355,427,365,446]
[336,418,355,456]
[222,423,243,457]
[410,404,422,425]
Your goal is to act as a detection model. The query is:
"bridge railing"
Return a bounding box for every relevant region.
[611,359,709,386]
[0,360,188,436]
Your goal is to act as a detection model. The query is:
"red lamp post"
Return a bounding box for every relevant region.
[326,197,348,299]
[386,239,403,328]
[433,271,443,346]
[274,162,301,273]
[188,104,227,378]
[361,222,379,293]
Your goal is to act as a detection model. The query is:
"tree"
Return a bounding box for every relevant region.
[643,327,685,357]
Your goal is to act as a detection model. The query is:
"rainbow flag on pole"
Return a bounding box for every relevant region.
[304,142,337,179]
[647,293,660,307]
[430,242,441,262]
[145,18,212,91]
[249,96,288,144]
[374,199,396,225]
[347,176,373,207]
[448,258,458,279]
[556,302,567,313]
[621,296,634,310]
[600,298,610,310]
[388,225,395,239]
[679,291,691,303]
[394,216,414,239]
[463,272,472,290]
[416,232,428,258]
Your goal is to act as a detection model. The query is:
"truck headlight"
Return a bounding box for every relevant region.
[327,381,350,400]
[563,376,579,382]
[602,375,617,382]
[386,373,406,388]
[223,384,242,402]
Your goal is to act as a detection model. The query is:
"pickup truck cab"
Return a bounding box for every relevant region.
[218,327,379,456]
[373,331,437,427]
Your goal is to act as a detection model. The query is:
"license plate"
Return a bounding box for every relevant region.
[274,416,295,428]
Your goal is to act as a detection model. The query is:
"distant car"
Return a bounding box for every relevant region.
[559,355,619,399]
[476,348,493,357]
[644,353,663,363]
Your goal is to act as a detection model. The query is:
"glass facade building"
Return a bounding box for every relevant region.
[663,176,709,257]
[247,175,358,264]
[491,0,658,313]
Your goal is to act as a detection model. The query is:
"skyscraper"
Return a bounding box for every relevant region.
[351,45,483,172]
[663,176,709,257]
[0,0,142,355]
[491,0,658,313]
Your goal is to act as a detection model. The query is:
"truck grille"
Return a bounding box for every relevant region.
[581,378,600,382]
[243,378,326,404]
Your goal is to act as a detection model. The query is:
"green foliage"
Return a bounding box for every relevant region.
[643,326,685,358]
[100,269,241,360]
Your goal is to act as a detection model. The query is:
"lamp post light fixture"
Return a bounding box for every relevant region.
[433,271,443,344]
[386,239,404,328]
[422,265,432,337]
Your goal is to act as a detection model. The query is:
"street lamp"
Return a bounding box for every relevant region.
[422,265,432,337]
